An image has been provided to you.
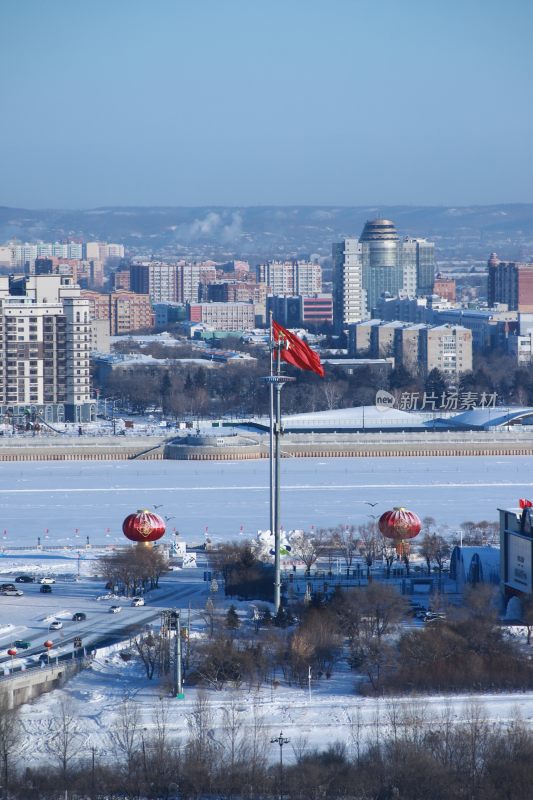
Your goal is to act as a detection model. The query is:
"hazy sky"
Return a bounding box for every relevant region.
[1,0,532,208]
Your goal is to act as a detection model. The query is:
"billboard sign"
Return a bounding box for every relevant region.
[506,532,533,593]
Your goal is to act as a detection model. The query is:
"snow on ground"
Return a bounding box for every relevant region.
[0,455,528,547]
[14,646,533,767]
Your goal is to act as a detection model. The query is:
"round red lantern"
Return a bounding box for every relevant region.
[7,648,17,657]
[378,507,422,555]
[122,509,166,544]
[44,639,53,649]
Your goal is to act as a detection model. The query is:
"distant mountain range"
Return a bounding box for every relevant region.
[1,204,532,261]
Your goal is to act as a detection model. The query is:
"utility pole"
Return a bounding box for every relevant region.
[271,731,290,800]
[173,608,184,698]
[186,601,191,670]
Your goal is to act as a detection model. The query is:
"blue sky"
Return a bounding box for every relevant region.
[1,0,532,207]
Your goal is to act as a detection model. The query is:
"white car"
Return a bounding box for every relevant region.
[40,577,56,585]
[109,605,122,614]
[131,597,145,607]
[2,589,23,596]
[49,620,62,630]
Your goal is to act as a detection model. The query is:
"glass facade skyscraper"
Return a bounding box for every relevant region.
[333,219,436,330]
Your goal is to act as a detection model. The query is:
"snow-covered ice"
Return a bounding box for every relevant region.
[0,455,528,546]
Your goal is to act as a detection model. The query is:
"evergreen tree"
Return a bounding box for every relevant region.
[225,604,240,630]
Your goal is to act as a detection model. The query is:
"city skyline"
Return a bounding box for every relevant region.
[1,0,532,208]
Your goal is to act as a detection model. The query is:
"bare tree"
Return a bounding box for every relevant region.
[133,631,162,679]
[0,694,20,797]
[47,697,84,784]
[358,521,380,579]
[379,537,398,579]
[419,533,437,575]
[111,696,141,773]
[332,525,359,576]
[358,583,408,640]
[290,529,329,576]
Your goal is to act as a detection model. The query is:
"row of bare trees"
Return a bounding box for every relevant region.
[5,691,533,799]
[97,545,168,596]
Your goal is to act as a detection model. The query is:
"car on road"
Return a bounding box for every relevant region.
[109,605,122,614]
[40,577,55,585]
[0,584,16,592]
[40,585,52,593]
[131,597,145,607]
[13,640,31,649]
[72,612,87,621]
[15,575,35,583]
[49,620,63,630]
[2,589,23,596]
[424,612,446,623]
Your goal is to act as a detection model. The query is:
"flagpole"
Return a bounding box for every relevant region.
[274,334,282,614]
[269,312,275,601]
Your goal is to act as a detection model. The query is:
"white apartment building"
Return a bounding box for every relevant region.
[3,241,123,269]
[177,263,217,303]
[332,238,367,331]
[85,242,125,262]
[0,275,94,423]
[256,261,322,296]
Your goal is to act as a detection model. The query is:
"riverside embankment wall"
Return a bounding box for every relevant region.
[2,431,533,461]
[0,435,167,461]
[164,430,533,460]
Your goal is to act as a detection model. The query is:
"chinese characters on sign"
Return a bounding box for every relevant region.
[376,390,498,412]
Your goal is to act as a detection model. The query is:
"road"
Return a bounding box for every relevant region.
[0,561,210,667]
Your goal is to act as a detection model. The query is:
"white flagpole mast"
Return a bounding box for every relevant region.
[269,311,275,595]
[263,317,294,614]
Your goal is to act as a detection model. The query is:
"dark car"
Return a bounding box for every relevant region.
[0,584,16,592]
[15,575,35,583]
[13,640,31,649]
[40,584,52,593]
[72,612,86,621]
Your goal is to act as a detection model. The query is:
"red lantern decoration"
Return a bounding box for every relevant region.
[7,648,17,657]
[44,639,53,649]
[122,509,166,543]
[378,507,422,556]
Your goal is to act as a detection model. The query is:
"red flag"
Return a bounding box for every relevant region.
[272,320,325,377]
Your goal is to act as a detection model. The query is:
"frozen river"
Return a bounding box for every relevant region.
[0,455,529,547]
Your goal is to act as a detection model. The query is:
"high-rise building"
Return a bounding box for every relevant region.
[84,242,125,263]
[0,275,94,422]
[113,270,131,291]
[487,255,533,312]
[332,239,366,331]
[81,290,155,335]
[333,220,435,329]
[130,262,178,303]
[400,237,435,297]
[420,324,472,375]
[360,219,402,313]
[256,261,322,296]
[177,264,217,303]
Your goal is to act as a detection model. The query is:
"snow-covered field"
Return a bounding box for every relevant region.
[0,455,528,547]
[14,643,533,767]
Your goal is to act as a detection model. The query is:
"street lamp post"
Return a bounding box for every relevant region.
[271,731,290,800]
